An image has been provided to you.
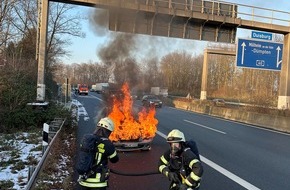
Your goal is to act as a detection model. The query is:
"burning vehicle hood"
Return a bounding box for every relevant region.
[105,83,158,150]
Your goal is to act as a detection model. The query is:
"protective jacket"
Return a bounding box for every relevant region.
[79,137,119,189]
[158,147,203,190]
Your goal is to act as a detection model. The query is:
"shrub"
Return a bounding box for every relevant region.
[0,180,14,189]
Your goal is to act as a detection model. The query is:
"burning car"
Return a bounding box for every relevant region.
[106,83,158,151]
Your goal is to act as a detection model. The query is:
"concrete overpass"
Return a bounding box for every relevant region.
[36,0,290,109]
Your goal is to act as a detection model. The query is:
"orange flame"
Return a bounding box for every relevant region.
[108,83,158,142]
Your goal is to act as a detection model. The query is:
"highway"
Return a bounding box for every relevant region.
[74,92,290,190]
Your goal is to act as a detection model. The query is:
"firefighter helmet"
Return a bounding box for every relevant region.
[97,117,114,132]
[167,129,185,142]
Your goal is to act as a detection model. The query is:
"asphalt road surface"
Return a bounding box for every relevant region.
[74,92,290,190]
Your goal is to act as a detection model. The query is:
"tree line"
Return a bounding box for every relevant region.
[56,43,279,107]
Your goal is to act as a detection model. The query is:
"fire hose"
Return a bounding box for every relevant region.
[110,168,160,176]
[108,169,195,190]
[110,169,195,190]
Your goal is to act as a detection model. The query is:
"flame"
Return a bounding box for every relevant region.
[108,83,158,142]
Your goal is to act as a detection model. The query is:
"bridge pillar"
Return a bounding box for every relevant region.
[200,49,208,100]
[36,0,49,102]
[200,49,235,100]
[278,33,290,109]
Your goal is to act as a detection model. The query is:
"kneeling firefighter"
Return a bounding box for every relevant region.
[78,117,119,190]
[158,129,203,190]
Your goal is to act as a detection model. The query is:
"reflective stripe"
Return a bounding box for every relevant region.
[184,179,200,189]
[79,173,108,188]
[184,178,201,188]
[109,150,117,159]
[95,152,102,165]
[159,165,166,173]
[98,143,105,153]
[160,155,168,165]
[189,159,199,169]
[185,178,193,186]
[196,183,200,188]
[165,171,169,176]
[189,171,201,181]
[79,181,107,188]
[95,143,105,165]
[86,173,101,183]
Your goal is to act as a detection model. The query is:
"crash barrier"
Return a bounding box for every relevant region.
[173,100,290,133]
[26,118,66,190]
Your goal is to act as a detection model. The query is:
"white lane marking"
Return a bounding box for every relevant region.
[156,130,261,190]
[201,156,261,190]
[80,94,104,101]
[156,131,167,138]
[92,95,103,101]
[184,119,226,134]
[169,107,290,136]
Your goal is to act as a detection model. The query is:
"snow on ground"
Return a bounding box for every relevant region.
[0,99,85,189]
[0,132,42,190]
[72,99,89,121]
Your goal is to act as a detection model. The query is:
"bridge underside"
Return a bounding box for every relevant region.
[108,9,236,43]
[52,0,239,43]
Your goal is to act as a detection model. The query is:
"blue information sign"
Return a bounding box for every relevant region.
[236,38,283,71]
[251,31,273,41]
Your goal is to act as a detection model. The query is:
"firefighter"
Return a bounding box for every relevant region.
[78,117,119,190]
[158,129,203,190]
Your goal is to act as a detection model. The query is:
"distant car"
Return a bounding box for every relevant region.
[142,95,162,108]
[213,99,226,106]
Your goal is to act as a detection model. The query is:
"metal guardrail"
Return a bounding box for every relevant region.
[25,118,66,190]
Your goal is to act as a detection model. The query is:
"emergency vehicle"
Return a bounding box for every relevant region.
[78,84,89,95]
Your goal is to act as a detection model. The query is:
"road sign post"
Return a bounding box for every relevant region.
[236,38,283,71]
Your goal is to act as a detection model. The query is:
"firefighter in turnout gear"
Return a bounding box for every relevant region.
[78,117,119,190]
[158,129,203,190]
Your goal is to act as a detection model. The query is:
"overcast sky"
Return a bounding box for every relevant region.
[59,0,290,65]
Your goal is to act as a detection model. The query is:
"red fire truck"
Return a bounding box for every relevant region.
[77,84,89,95]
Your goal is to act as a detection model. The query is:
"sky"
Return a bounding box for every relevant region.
[59,0,290,65]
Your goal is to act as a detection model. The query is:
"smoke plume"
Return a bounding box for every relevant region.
[98,33,136,64]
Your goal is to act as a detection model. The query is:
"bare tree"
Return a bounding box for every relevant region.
[1,0,85,66]
[46,2,85,65]
[10,0,37,36]
[160,51,201,96]
[0,0,15,52]
[142,57,160,90]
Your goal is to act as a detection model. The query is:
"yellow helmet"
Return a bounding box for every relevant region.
[97,117,114,132]
[167,129,185,143]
